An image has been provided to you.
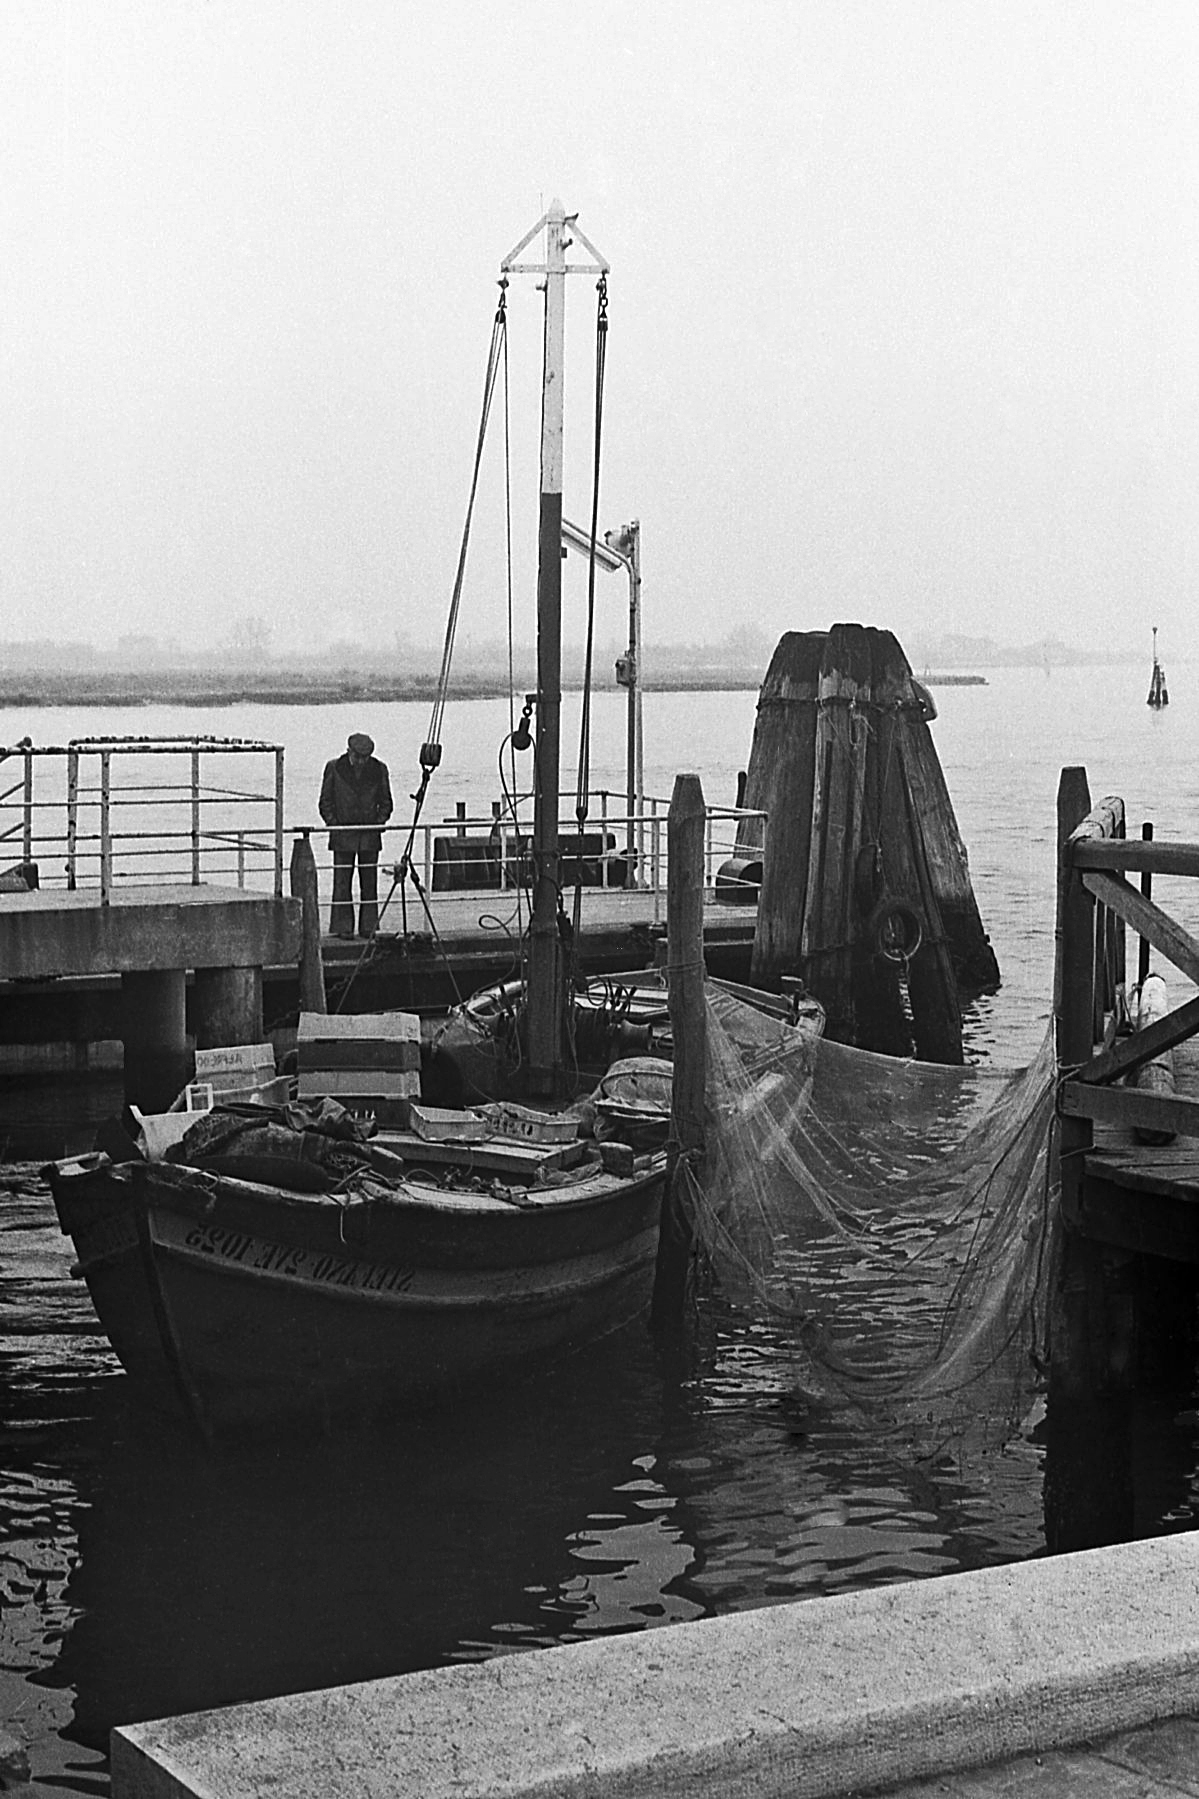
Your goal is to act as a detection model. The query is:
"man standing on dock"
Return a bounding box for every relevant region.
[319,733,393,937]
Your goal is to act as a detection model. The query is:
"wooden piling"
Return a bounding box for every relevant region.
[1048,766,1123,1422]
[652,773,707,1327]
[743,632,823,987]
[1054,766,1095,1221]
[799,624,872,1040]
[896,647,1001,997]
[743,625,988,1060]
[290,831,328,1016]
[852,629,921,1056]
[869,628,963,1062]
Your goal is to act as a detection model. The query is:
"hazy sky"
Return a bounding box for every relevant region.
[4,2,1198,659]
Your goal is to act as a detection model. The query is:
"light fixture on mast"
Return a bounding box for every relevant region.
[561,516,644,879]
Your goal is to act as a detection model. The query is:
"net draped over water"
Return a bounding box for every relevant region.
[691,986,1059,1462]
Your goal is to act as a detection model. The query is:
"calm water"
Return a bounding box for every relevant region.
[4,663,1199,1791]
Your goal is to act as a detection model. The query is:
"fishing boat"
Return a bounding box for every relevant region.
[49,1101,666,1433]
[1148,626,1169,708]
[49,204,672,1435]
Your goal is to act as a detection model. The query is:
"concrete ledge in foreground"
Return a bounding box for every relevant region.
[111,1532,1199,1799]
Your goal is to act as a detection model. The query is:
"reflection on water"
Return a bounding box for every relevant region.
[4,1153,1199,1792]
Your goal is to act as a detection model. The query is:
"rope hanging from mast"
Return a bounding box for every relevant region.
[399,280,509,871]
[422,279,509,769]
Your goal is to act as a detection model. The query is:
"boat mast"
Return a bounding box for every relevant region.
[501,201,610,1092]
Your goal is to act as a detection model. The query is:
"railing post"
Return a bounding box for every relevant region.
[22,747,33,868]
[291,830,328,1015]
[66,748,79,890]
[274,748,285,897]
[651,800,662,925]
[190,746,201,884]
[99,749,113,903]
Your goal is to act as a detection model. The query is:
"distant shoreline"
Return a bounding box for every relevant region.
[0,670,988,707]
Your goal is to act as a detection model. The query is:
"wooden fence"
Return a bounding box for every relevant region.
[1055,765,1199,1215]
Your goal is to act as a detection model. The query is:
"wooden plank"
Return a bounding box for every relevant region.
[373,1130,585,1177]
[298,1070,418,1099]
[296,1040,421,1072]
[1061,1078,1199,1139]
[1075,1168,1199,1262]
[1073,839,1199,877]
[1080,871,1199,987]
[298,1009,419,1041]
[1075,991,1199,1085]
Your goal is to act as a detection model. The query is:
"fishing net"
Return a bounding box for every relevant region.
[690,985,1059,1464]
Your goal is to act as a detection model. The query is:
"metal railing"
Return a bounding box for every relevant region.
[0,741,764,923]
[0,737,286,900]
[296,791,765,924]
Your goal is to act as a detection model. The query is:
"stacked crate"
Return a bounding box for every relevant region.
[193,1042,289,1107]
[296,1011,421,1127]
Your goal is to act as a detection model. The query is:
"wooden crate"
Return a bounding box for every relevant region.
[296,1011,420,1127]
[194,1042,277,1080]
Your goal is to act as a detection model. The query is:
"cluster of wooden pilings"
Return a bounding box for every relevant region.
[737,624,998,1063]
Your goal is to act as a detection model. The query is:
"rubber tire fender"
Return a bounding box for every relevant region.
[866,896,924,963]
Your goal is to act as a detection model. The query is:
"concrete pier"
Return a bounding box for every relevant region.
[112,1532,1199,1799]
[0,884,299,981]
[0,884,299,1109]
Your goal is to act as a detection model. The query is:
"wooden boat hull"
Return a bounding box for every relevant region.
[51,1153,665,1434]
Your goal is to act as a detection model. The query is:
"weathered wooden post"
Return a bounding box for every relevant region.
[1054,765,1095,1222]
[652,773,707,1326]
[1044,767,1137,1550]
[785,623,871,1038]
[290,830,328,1016]
[870,628,963,1062]
[743,632,823,987]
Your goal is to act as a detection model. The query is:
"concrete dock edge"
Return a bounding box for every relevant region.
[111,1532,1199,1799]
